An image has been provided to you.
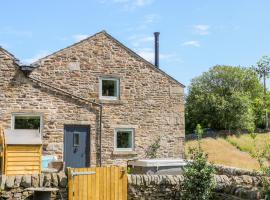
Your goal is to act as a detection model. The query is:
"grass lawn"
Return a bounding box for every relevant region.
[226,133,270,156]
[185,137,261,170]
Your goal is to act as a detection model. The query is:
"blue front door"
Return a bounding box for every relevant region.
[64,125,90,168]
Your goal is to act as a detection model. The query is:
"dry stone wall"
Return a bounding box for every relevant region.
[128,174,262,200]
[0,172,67,200]
[0,166,266,200]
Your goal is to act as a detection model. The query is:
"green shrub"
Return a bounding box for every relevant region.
[145,136,161,158]
[260,167,270,199]
[195,124,203,139]
[182,147,216,200]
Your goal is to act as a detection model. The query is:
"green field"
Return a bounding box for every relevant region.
[185,133,270,171]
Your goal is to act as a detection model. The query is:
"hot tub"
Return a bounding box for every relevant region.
[128,159,187,175]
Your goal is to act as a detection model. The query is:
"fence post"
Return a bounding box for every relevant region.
[67,167,73,200]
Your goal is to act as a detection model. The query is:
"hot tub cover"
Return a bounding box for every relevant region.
[128,159,187,167]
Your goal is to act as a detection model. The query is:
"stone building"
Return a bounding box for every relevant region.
[0,31,185,167]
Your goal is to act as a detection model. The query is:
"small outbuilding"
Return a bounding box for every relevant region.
[0,128,42,175]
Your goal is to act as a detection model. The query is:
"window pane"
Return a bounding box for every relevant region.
[102,79,117,97]
[14,116,40,129]
[73,133,80,147]
[117,130,132,149]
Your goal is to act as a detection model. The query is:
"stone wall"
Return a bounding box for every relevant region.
[128,173,263,200]
[0,172,67,200]
[0,167,265,200]
[0,31,185,166]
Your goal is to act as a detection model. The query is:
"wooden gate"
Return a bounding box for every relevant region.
[68,166,128,200]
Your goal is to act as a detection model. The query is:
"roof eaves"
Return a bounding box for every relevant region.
[0,46,20,66]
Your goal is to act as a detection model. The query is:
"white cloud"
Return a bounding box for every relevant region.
[137,48,154,62]
[182,40,201,47]
[113,0,129,3]
[124,14,160,32]
[193,24,210,35]
[136,48,181,63]
[72,34,89,42]
[106,0,155,10]
[144,14,159,24]
[134,0,154,7]
[129,34,154,47]
[22,50,50,64]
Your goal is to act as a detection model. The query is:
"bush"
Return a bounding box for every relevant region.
[195,124,203,140]
[182,147,216,200]
[259,166,270,200]
[249,135,270,199]
[145,136,161,158]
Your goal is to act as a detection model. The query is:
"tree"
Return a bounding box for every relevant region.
[253,92,270,128]
[253,55,270,130]
[185,65,264,133]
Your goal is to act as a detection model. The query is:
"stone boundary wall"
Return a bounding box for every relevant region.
[0,172,67,200]
[128,174,263,200]
[214,164,263,176]
[0,166,266,200]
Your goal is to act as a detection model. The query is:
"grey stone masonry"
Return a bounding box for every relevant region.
[0,166,265,200]
[0,172,67,200]
[0,31,185,166]
[128,174,262,200]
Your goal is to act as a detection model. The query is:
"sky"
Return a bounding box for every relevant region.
[1,0,270,89]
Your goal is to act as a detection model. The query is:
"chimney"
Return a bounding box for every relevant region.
[154,32,160,68]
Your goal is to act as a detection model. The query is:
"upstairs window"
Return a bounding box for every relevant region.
[114,128,134,151]
[99,77,119,100]
[12,114,42,131]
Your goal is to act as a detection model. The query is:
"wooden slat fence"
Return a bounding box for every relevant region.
[68,166,128,200]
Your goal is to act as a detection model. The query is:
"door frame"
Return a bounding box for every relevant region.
[63,124,91,167]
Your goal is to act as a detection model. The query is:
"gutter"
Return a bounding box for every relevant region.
[20,68,103,167]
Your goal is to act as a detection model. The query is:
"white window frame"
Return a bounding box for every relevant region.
[11,113,43,134]
[99,77,120,100]
[114,128,134,151]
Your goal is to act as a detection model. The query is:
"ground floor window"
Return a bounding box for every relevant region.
[12,114,42,131]
[114,128,134,151]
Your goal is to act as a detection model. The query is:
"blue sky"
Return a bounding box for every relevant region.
[1,0,270,88]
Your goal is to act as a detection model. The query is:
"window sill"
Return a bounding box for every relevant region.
[98,99,125,105]
[112,151,137,156]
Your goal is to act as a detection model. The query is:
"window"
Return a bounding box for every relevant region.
[73,132,80,147]
[12,114,42,131]
[115,129,134,151]
[100,77,119,100]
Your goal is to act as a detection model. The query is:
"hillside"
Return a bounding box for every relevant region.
[184,133,270,171]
